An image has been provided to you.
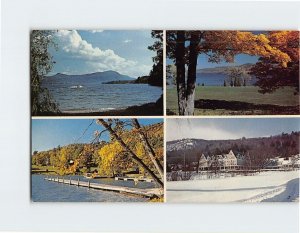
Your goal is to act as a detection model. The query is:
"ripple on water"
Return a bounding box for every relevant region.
[31,175,150,202]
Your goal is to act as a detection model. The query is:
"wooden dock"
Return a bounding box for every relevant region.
[114,176,154,183]
[45,177,162,198]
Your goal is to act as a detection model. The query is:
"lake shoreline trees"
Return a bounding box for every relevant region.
[31,120,164,187]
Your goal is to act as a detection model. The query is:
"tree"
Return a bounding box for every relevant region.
[226,67,251,88]
[80,144,94,171]
[174,31,187,115]
[167,30,291,115]
[31,30,59,115]
[96,119,164,187]
[251,31,299,94]
[209,154,222,174]
[166,64,177,85]
[148,30,163,87]
[131,119,164,179]
[98,141,125,176]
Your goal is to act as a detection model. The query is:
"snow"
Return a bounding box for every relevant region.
[167,170,299,203]
[167,139,197,151]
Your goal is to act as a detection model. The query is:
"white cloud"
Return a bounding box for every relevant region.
[89,30,104,33]
[54,30,150,77]
[166,119,245,142]
[123,39,132,43]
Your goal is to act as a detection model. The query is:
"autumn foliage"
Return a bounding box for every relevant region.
[251,31,299,93]
[98,122,163,177]
[167,30,299,115]
[31,122,164,179]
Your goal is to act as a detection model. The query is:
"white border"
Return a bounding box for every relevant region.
[1,0,300,232]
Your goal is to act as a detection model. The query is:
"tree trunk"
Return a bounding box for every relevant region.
[175,31,187,115]
[132,119,164,180]
[196,154,201,174]
[96,119,164,188]
[186,31,200,115]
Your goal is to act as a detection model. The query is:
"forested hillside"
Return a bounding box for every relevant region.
[32,122,163,176]
[167,131,300,165]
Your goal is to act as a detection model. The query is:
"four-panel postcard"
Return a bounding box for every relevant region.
[31,30,299,203]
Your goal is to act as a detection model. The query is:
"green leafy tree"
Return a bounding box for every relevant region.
[148,30,163,87]
[30,30,59,115]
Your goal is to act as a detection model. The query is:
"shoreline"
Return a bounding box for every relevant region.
[35,97,163,116]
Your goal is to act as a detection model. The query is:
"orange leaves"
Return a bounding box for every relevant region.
[268,31,299,62]
[250,31,299,93]
[200,31,292,67]
[234,31,291,66]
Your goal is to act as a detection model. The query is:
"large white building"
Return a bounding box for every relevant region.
[198,150,238,170]
[266,154,300,169]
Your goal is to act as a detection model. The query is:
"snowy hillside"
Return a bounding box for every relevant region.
[167,138,201,151]
[167,170,299,203]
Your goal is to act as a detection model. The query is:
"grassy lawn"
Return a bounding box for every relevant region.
[31,165,159,179]
[31,165,59,175]
[167,86,299,115]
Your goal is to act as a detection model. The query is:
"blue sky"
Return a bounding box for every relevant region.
[167,30,265,69]
[167,118,300,141]
[49,30,156,78]
[32,118,163,152]
[167,53,259,69]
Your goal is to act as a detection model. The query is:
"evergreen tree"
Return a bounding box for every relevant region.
[148,30,163,87]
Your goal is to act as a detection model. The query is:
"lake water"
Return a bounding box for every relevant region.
[42,77,162,112]
[167,73,257,86]
[31,175,156,202]
[196,73,257,86]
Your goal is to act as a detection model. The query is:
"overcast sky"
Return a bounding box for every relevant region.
[49,30,156,78]
[166,118,300,141]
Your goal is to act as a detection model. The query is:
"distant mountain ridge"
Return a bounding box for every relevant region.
[197,63,254,74]
[46,70,134,83]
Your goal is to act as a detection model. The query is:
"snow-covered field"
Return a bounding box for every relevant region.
[167,170,299,203]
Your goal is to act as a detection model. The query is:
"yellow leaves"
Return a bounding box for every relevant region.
[67,159,79,174]
[201,31,292,67]
[97,123,164,176]
[58,147,69,169]
[234,31,291,67]
[268,31,299,62]
[135,142,145,158]
[98,141,123,176]
[257,34,270,44]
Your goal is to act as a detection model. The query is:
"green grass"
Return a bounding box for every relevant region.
[31,165,60,175]
[167,86,299,115]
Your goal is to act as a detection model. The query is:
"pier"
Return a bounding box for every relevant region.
[114,176,154,183]
[45,177,162,198]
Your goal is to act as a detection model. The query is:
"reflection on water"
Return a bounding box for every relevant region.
[31,175,156,202]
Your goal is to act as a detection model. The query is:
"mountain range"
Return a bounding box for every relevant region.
[197,63,254,74]
[46,70,134,83]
